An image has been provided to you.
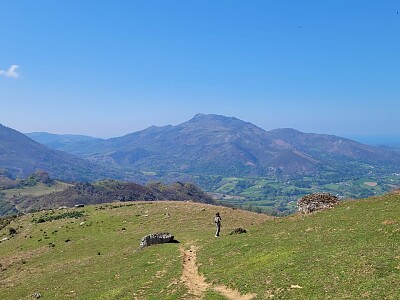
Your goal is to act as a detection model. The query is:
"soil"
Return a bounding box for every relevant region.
[180,244,256,299]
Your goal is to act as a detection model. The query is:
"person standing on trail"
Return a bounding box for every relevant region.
[214,212,222,237]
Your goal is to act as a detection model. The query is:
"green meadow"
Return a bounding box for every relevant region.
[0,193,399,299]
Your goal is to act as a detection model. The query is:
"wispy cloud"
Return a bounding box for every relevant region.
[0,65,20,78]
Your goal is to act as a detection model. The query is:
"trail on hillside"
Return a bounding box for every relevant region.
[180,245,256,300]
[181,245,210,297]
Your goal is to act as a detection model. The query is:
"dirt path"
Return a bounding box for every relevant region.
[181,245,211,297]
[180,245,256,300]
[214,285,256,300]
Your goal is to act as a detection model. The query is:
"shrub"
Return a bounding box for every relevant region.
[8,227,17,236]
[32,211,86,223]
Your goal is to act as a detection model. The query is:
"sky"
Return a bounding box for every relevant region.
[1,1,399,143]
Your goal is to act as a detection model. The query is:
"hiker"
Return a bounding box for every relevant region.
[214,212,222,237]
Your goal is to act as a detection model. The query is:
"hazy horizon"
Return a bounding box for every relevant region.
[1,1,399,141]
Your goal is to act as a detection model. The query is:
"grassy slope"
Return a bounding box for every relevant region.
[3,182,71,199]
[0,194,399,299]
[1,181,72,214]
[199,193,400,299]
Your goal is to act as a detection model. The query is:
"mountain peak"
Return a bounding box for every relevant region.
[189,113,243,124]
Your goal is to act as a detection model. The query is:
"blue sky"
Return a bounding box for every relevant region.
[0,1,399,142]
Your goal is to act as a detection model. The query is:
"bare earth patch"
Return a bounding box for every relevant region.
[181,245,210,298]
[180,245,256,300]
[214,285,256,300]
[382,219,397,225]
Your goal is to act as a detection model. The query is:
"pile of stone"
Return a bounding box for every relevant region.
[297,193,339,214]
[140,232,174,248]
[229,228,247,235]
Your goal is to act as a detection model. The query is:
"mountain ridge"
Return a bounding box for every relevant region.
[23,114,400,178]
[0,124,138,182]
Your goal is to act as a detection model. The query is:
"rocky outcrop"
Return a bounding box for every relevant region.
[140,232,174,248]
[297,193,339,214]
[229,228,247,235]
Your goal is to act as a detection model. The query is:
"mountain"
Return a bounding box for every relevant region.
[24,132,103,156]
[264,128,400,165]
[0,124,136,182]
[29,114,400,178]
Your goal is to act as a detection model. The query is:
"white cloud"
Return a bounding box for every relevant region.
[0,65,20,78]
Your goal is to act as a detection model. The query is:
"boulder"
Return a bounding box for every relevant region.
[140,232,174,248]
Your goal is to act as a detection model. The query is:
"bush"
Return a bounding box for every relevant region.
[32,211,86,223]
[8,227,17,236]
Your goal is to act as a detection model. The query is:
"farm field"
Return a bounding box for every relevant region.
[198,172,400,215]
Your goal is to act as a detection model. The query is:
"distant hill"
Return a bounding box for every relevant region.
[0,171,213,216]
[28,114,400,177]
[0,170,73,216]
[264,128,400,166]
[18,180,213,213]
[24,132,103,156]
[0,124,136,182]
[389,143,400,149]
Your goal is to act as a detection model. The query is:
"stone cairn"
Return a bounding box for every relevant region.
[297,192,339,214]
[140,232,174,248]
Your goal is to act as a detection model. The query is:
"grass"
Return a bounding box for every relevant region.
[2,181,71,199]
[2,181,72,213]
[0,202,267,299]
[198,194,400,299]
[0,194,399,299]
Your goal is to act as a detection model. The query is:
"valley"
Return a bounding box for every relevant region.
[20,114,400,215]
[193,168,400,215]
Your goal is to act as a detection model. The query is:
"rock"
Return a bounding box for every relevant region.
[140,232,174,248]
[290,285,303,289]
[229,228,247,235]
[297,193,339,214]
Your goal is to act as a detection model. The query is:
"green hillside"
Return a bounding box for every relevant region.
[0,171,213,217]
[0,193,399,299]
